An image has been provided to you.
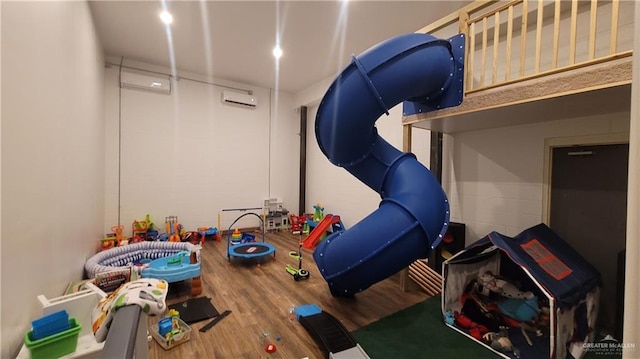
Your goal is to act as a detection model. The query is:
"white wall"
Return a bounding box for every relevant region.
[104,64,299,235]
[1,1,104,356]
[444,111,630,244]
[412,126,432,168]
[268,91,301,213]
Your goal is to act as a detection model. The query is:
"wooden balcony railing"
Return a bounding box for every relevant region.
[417,0,633,95]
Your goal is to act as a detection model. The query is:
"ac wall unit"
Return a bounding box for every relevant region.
[222,91,257,108]
[120,70,171,95]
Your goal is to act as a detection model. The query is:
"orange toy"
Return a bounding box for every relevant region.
[165,216,181,242]
[111,225,126,246]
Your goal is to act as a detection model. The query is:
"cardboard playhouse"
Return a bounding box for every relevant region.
[442,224,601,359]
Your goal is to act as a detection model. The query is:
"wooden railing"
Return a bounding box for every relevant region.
[417,0,633,95]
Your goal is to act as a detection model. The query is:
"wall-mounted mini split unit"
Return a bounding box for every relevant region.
[120,69,171,95]
[222,90,257,109]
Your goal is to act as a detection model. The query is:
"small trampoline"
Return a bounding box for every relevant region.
[227,212,276,265]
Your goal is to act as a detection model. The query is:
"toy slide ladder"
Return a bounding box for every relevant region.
[294,304,370,359]
[302,215,343,249]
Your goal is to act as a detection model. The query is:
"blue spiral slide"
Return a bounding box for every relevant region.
[313,32,466,296]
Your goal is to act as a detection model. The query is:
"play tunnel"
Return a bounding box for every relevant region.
[313,32,465,296]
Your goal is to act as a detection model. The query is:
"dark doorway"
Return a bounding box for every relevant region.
[550,143,628,336]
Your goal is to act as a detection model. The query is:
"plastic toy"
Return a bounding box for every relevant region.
[111,225,125,246]
[312,203,324,222]
[285,230,310,281]
[91,278,169,342]
[144,214,159,239]
[226,213,276,266]
[302,214,344,250]
[262,332,277,354]
[289,214,307,235]
[85,241,202,296]
[158,309,181,338]
[198,227,220,242]
[231,228,242,244]
[132,220,148,243]
[454,311,489,341]
[240,232,255,243]
[165,216,181,242]
[293,304,370,357]
[30,310,70,340]
[101,234,116,251]
[264,198,290,232]
[305,204,325,232]
[443,310,455,325]
[182,231,204,245]
[24,318,81,359]
[142,250,201,291]
[151,315,192,349]
[145,214,156,229]
[264,343,277,354]
[483,328,521,358]
[158,317,174,338]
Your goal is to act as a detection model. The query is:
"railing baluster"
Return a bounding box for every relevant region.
[492,12,500,84]
[569,0,578,65]
[589,0,598,60]
[610,0,619,55]
[468,21,476,91]
[506,6,514,81]
[459,11,470,92]
[535,0,544,73]
[481,17,488,87]
[552,0,561,69]
[520,0,528,77]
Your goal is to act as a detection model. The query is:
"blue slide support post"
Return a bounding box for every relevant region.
[313,33,465,296]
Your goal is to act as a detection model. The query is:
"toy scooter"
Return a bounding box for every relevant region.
[285,230,310,281]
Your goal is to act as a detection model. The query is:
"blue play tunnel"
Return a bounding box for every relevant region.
[313,32,465,296]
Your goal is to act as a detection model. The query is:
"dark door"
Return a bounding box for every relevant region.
[550,143,628,335]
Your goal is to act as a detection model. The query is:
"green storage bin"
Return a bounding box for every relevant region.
[24,318,81,359]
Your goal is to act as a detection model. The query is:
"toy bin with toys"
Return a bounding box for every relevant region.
[24,317,81,359]
[151,316,192,350]
[442,224,601,359]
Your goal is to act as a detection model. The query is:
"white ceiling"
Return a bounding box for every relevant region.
[89,1,469,94]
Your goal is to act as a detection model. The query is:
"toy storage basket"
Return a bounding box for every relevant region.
[24,318,81,359]
[150,318,192,350]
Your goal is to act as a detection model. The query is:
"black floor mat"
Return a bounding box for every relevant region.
[168,296,220,324]
[299,312,357,355]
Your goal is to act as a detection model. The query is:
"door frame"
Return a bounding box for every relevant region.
[542,132,630,225]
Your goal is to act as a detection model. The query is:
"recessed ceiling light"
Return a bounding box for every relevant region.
[160,11,173,25]
[272,46,283,59]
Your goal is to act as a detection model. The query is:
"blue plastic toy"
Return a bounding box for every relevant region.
[31,310,70,340]
[158,317,173,337]
[141,250,200,283]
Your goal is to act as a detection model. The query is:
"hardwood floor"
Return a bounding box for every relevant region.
[148,229,430,358]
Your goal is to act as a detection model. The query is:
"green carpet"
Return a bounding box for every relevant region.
[351,295,499,358]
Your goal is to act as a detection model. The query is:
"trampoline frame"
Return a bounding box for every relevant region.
[226,212,276,265]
